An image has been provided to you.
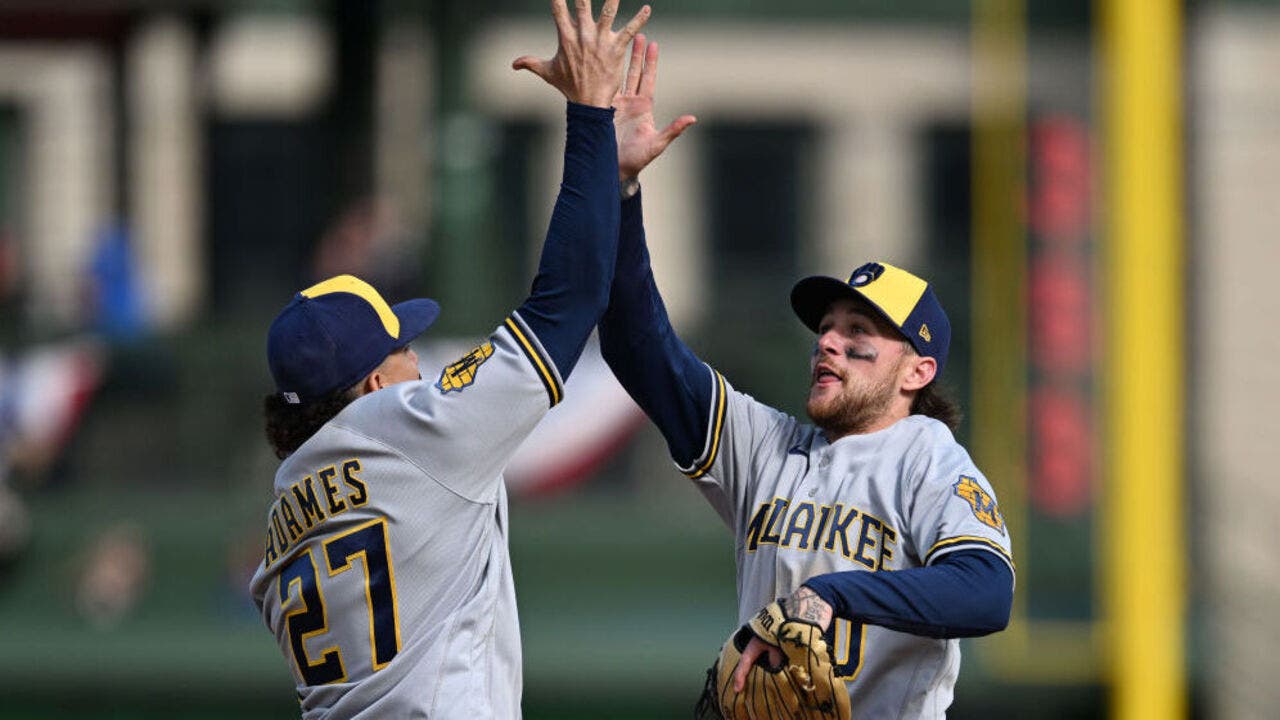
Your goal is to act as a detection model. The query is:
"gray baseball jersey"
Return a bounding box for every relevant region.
[683,368,1013,719]
[249,312,563,719]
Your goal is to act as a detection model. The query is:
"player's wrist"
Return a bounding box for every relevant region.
[620,176,640,199]
[566,101,617,122]
[786,586,834,631]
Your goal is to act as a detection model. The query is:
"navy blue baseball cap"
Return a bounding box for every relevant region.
[790,261,951,377]
[267,274,440,404]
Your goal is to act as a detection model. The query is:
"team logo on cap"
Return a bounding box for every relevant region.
[953,476,1005,534]
[436,342,494,393]
[848,262,885,287]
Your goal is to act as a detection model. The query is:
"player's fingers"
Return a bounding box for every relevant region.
[624,34,645,95]
[597,0,620,32]
[573,0,594,36]
[511,56,550,80]
[617,4,652,45]
[657,114,698,146]
[733,640,763,692]
[638,39,660,97]
[549,0,574,40]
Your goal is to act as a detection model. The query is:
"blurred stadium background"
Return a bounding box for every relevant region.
[0,0,1274,718]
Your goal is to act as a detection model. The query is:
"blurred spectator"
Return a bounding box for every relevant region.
[75,521,151,629]
[85,223,148,342]
[311,196,421,302]
[0,339,103,571]
[0,340,103,479]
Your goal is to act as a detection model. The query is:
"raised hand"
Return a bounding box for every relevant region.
[614,35,697,181]
[513,0,652,108]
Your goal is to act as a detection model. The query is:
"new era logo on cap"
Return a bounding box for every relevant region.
[790,261,952,377]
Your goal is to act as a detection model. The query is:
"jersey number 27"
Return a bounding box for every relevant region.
[278,518,402,685]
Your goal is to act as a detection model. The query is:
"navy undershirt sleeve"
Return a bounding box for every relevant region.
[598,190,715,465]
[801,549,1013,639]
[516,102,620,377]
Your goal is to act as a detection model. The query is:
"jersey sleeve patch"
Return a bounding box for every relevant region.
[503,313,563,407]
[679,367,727,479]
[953,475,1005,535]
[435,341,495,393]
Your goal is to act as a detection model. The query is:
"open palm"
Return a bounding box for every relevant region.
[614,35,696,181]
[513,0,652,108]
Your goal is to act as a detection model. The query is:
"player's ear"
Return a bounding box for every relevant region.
[900,354,937,392]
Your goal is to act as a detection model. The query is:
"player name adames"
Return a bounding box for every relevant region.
[262,458,369,566]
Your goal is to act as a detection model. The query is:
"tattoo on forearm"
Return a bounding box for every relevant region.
[788,587,833,629]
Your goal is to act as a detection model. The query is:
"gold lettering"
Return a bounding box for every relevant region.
[319,466,347,515]
[781,503,817,548]
[291,477,326,528]
[264,526,278,565]
[279,497,305,542]
[823,504,859,559]
[342,460,368,506]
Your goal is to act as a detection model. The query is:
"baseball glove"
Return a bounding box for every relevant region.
[694,601,851,720]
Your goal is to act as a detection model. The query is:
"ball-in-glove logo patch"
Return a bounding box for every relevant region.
[848,262,885,287]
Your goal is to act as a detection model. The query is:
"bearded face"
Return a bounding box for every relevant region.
[806,356,903,436]
[804,298,914,437]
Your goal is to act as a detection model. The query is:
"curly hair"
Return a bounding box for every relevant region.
[263,385,363,459]
[910,381,962,433]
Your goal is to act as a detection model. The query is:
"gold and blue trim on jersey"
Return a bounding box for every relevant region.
[279,547,349,685]
[830,619,869,680]
[504,312,563,407]
[924,535,1015,571]
[680,368,727,479]
[742,497,900,571]
[323,517,402,672]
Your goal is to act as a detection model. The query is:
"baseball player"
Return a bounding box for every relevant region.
[602,45,1014,718]
[247,2,652,717]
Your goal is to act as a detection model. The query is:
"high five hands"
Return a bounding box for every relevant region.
[614,35,697,182]
[513,0,652,108]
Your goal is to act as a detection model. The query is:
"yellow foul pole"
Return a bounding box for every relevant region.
[971,0,1027,630]
[1099,0,1186,717]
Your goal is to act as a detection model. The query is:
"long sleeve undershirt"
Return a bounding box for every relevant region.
[803,549,1012,638]
[515,102,621,378]
[598,190,1011,639]
[598,191,713,465]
